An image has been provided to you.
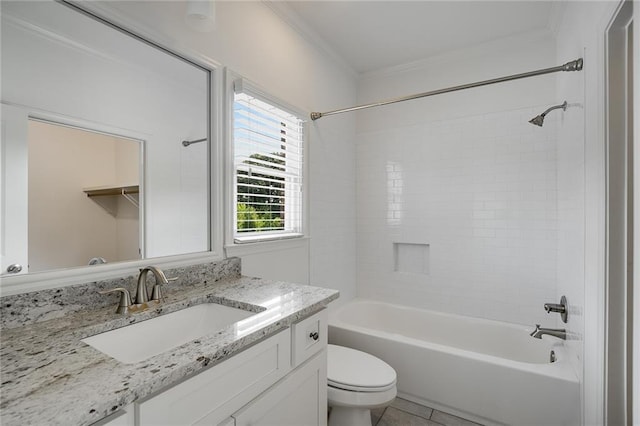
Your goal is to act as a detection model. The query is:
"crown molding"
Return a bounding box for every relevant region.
[262,0,358,80]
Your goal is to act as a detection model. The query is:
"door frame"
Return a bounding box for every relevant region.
[604,1,635,424]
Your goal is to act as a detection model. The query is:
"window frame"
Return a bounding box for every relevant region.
[224,69,309,248]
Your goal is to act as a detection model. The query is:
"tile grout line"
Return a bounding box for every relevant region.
[377,398,484,426]
[388,404,443,424]
[374,407,387,426]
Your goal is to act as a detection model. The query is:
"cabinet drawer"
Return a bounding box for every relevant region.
[138,329,291,426]
[291,309,327,367]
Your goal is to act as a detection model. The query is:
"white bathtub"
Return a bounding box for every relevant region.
[328,299,580,426]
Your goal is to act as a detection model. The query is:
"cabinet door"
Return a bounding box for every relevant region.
[233,349,327,426]
[138,329,291,426]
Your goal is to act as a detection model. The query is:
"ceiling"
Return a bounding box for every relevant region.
[280,1,558,74]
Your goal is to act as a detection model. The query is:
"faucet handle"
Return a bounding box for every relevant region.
[150,277,177,301]
[543,295,568,323]
[99,288,132,314]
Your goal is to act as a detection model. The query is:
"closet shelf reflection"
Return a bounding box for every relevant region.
[83,185,139,214]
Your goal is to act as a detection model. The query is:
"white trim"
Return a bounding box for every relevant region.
[233,77,309,121]
[1,101,152,142]
[261,0,357,79]
[581,2,628,425]
[585,38,606,426]
[210,53,225,270]
[225,237,310,258]
[1,0,225,295]
[234,233,304,244]
[633,2,640,423]
[0,252,221,297]
[224,68,238,251]
[604,2,634,424]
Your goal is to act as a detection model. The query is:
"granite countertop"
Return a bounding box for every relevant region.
[0,275,339,425]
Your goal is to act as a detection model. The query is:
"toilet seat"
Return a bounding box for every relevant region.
[327,344,397,392]
[328,379,396,392]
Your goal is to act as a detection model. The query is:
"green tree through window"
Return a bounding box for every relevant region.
[237,152,285,232]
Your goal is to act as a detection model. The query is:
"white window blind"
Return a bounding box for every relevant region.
[233,90,304,241]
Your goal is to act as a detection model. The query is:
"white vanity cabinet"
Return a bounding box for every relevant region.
[137,328,292,425]
[232,349,327,426]
[96,309,328,426]
[231,308,328,426]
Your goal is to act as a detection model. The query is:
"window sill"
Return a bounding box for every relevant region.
[225,235,309,257]
[234,232,304,244]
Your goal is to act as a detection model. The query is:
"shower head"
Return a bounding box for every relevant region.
[529,115,545,127]
[529,101,568,127]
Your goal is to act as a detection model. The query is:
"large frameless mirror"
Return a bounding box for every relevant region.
[1,0,210,283]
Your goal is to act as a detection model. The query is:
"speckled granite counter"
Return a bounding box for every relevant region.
[0,270,338,425]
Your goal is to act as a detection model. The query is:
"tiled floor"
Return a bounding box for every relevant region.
[370,397,485,426]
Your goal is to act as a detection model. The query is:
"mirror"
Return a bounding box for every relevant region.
[1,1,210,279]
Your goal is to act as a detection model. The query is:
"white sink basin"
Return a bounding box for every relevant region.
[82,303,256,364]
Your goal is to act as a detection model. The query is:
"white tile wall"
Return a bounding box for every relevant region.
[310,115,358,308]
[357,106,560,326]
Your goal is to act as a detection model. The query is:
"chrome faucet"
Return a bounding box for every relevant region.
[136,266,169,304]
[530,324,567,340]
[99,266,174,314]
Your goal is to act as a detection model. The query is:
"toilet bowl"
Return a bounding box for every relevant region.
[327,344,397,426]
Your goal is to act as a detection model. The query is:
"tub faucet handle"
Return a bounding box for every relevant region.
[543,295,568,323]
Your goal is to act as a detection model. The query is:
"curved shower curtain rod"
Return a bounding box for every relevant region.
[310,58,583,121]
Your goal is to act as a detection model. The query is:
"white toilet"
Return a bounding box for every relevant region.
[327,344,397,426]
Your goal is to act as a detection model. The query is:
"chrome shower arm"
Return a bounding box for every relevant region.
[540,101,568,117]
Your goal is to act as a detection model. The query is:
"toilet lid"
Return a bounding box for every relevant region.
[327,344,397,392]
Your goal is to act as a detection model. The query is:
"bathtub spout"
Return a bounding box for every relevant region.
[530,324,566,340]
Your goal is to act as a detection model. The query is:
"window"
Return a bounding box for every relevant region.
[232,82,305,242]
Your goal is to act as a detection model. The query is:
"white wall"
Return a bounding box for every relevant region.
[355,31,561,326]
[97,1,358,302]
